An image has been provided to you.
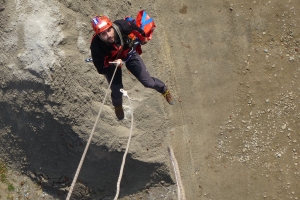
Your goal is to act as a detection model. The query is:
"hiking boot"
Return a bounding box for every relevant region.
[114,106,124,120]
[162,90,175,105]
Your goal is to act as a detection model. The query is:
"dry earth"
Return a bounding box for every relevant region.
[0,0,300,200]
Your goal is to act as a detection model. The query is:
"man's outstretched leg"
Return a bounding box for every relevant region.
[126,53,175,105]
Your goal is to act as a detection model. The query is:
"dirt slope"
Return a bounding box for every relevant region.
[0,0,300,199]
[157,1,300,199]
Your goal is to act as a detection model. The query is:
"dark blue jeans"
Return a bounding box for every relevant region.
[105,52,167,106]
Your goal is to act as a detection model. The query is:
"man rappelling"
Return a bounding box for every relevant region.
[90,11,174,120]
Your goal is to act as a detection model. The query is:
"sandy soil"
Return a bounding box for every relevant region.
[0,0,300,199]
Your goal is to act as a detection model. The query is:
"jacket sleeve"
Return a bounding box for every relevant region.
[90,36,110,74]
[114,19,146,37]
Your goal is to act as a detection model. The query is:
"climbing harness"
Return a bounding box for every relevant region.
[85,40,140,64]
[123,40,141,63]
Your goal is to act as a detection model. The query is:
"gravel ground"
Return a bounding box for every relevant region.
[1,0,300,199]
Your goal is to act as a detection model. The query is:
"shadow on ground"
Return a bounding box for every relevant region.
[0,81,173,199]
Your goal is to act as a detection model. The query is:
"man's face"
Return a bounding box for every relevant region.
[99,27,115,43]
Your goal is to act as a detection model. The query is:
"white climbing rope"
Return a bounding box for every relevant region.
[66,62,120,200]
[114,89,134,200]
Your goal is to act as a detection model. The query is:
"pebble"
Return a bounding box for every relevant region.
[277,153,282,158]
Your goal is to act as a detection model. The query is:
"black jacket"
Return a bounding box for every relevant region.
[90,19,145,74]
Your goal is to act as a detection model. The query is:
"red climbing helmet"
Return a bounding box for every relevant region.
[91,15,113,34]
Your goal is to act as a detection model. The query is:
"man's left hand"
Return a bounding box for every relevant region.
[141,38,148,45]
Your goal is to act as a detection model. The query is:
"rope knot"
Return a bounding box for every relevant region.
[120,89,128,97]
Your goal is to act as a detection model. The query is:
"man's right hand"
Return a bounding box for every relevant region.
[110,59,123,68]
